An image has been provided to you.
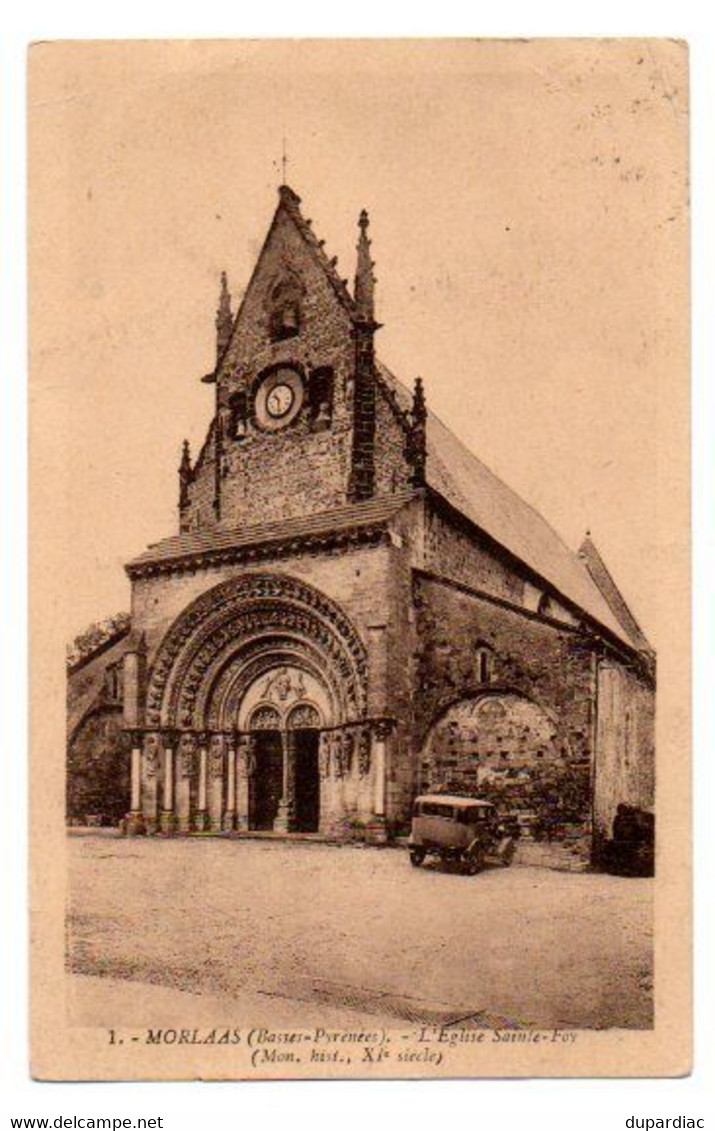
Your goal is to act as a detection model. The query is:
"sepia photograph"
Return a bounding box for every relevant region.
[29,37,690,1079]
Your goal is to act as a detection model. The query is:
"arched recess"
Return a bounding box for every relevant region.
[419,690,588,834]
[144,573,368,730]
[66,705,128,825]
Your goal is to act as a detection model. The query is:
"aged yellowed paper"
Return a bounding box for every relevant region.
[30,38,690,1079]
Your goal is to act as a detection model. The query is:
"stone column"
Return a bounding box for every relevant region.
[130,745,142,811]
[274,731,294,832]
[223,734,237,832]
[342,728,358,821]
[160,733,177,835]
[329,729,346,837]
[357,725,373,822]
[195,736,209,832]
[141,732,161,835]
[366,719,390,844]
[318,731,332,835]
[208,733,225,832]
[125,731,146,835]
[122,633,147,730]
[176,732,196,833]
[236,736,251,832]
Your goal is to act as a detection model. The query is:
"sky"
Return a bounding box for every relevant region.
[29,39,689,646]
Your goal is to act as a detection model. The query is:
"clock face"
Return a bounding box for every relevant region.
[266,383,295,419]
[254,366,304,431]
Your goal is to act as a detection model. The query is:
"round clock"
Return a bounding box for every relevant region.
[254,366,304,431]
[266,383,295,419]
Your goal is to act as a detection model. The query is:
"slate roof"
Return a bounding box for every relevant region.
[127,493,414,573]
[375,361,641,651]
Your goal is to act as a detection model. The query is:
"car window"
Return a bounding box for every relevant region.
[457,807,481,824]
[419,802,455,819]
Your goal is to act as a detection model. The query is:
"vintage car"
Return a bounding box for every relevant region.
[408,794,517,874]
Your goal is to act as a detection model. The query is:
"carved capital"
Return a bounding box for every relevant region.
[161,728,180,751]
[373,717,395,743]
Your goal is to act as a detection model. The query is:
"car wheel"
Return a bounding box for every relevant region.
[409,848,426,867]
[463,850,483,876]
[499,837,516,867]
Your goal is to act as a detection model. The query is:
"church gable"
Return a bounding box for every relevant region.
[217,186,356,398]
[178,187,409,533]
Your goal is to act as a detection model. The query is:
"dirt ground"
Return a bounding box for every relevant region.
[67,834,653,1031]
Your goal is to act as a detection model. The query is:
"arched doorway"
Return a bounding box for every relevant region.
[243,668,327,833]
[139,574,370,836]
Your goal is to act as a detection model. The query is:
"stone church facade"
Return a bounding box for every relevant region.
[67,184,655,860]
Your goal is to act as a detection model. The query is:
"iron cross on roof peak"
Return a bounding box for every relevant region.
[281,137,288,186]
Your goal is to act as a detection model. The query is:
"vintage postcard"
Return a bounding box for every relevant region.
[29,38,690,1079]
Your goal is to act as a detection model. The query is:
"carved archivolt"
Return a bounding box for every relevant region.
[145,574,368,728]
[249,704,282,731]
[203,643,337,731]
[286,703,321,730]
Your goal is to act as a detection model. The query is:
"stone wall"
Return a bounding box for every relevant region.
[67,705,129,825]
[131,542,397,671]
[424,505,525,604]
[373,384,412,497]
[413,573,595,839]
[593,660,655,848]
[67,631,130,739]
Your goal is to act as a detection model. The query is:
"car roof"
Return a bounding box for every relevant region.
[415,795,495,809]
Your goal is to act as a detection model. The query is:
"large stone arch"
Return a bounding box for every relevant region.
[144,573,368,729]
[419,689,589,836]
[66,705,129,826]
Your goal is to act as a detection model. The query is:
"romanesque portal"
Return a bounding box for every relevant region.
[123,574,390,840]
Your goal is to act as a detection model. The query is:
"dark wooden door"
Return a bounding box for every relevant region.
[249,731,283,830]
[293,729,320,832]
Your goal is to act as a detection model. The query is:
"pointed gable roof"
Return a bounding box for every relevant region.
[578,535,653,653]
[274,185,357,316]
[205,184,358,384]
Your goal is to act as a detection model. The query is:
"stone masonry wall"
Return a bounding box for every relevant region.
[373,385,413,498]
[413,573,595,839]
[423,505,525,605]
[593,660,655,846]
